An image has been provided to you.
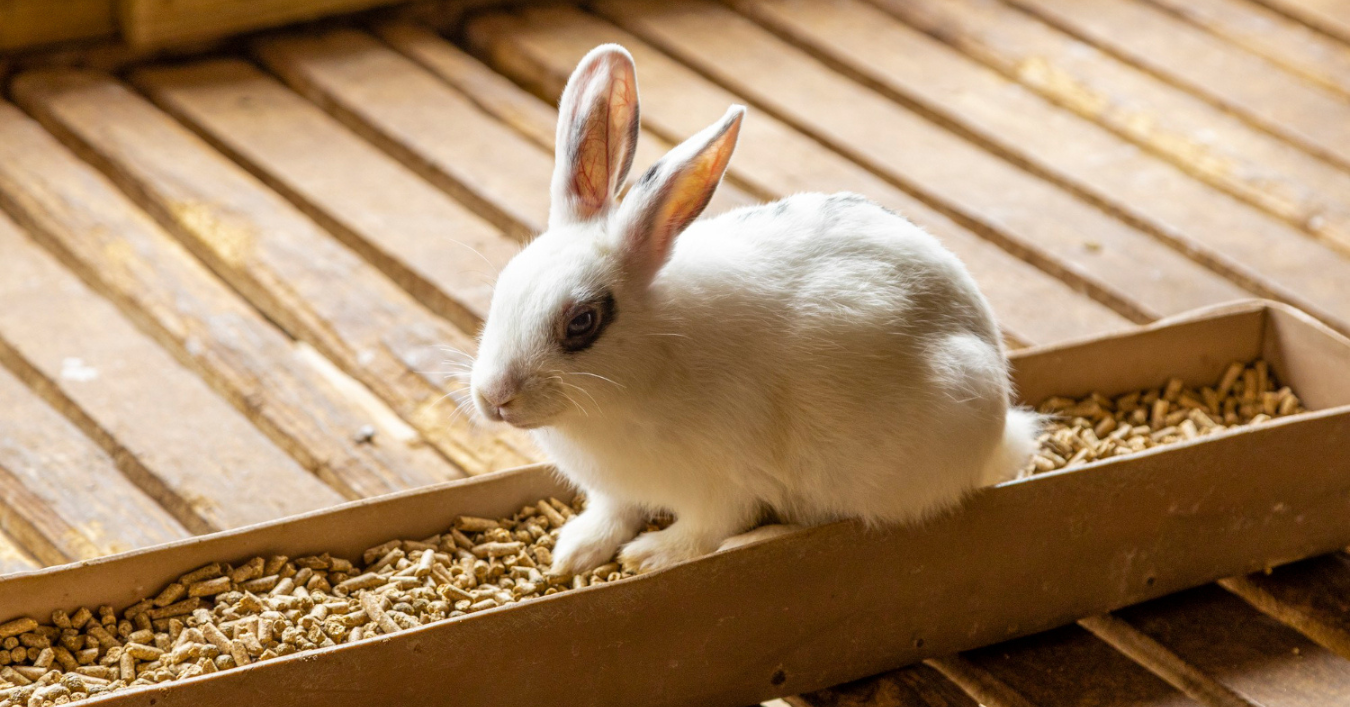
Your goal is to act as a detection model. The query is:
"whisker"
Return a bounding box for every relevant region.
[560,390,589,418]
[568,371,626,389]
[559,380,600,410]
[444,238,499,273]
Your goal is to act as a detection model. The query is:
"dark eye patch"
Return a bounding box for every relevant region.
[559,292,617,353]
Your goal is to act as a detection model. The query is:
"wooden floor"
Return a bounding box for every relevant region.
[2,0,1350,703]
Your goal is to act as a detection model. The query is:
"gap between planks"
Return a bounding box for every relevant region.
[574,0,1251,321]
[0,209,346,535]
[1142,0,1350,101]
[726,0,1350,338]
[865,0,1350,259]
[462,6,1137,347]
[0,99,465,499]
[9,68,539,476]
[1251,0,1350,47]
[999,0,1350,172]
[0,362,190,566]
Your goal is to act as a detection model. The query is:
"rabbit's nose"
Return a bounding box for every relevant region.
[479,383,519,409]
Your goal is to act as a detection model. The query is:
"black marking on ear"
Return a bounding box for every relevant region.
[561,292,618,354]
[635,159,663,189]
[616,105,641,189]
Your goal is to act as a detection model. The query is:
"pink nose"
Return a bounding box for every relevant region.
[477,380,520,413]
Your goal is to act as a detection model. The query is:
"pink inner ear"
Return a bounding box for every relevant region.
[571,126,611,218]
[566,57,637,221]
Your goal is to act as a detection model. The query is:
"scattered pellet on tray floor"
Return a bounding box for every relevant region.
[0,495,656,706]
[1024,359,1305,476]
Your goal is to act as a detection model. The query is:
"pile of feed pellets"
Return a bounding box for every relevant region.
[1025,359,1305,475]
[0,496,640,706]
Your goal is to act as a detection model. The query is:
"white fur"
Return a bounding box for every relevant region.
[471,45,1037,575]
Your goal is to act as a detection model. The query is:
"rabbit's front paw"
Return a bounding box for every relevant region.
[550,508,633,577]
[619,526,710,573]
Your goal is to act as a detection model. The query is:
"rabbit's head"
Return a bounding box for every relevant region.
[471,44,743,429]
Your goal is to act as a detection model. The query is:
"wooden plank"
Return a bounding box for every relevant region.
[0,363,189,565]
[1256,0,1350,45]
[1146,0,1350,100]
[0,529,38,576]
[960,624,1200,706]
[133,57,752,336]
[466,8,1136,348]
[0,210,346,534]
[254,28,555,240]
[870,0,1350,257]
[1002,0,1350,170]
[376,21,568,152]
[0,0,115,50]
[924,656,1038,707]
[790,664,979,707]
[252,28,744,238]
[730,0,1350,336]
[120,0,402,48]
[578,1,1251,321]
[371,21,757,217]
[0,99,460,499]
[133,58,516,335]
[1077,613,1258,707]
[1220,554,1350,661]
[1117,584,1350,706]
[11,69,539,476]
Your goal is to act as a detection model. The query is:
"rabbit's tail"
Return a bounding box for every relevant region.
[980,407,1042,486]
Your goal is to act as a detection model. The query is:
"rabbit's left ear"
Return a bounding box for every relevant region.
[551,44,641,227]
[616,105,744,286]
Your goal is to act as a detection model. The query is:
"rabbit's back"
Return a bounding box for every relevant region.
[635,193,1013,525]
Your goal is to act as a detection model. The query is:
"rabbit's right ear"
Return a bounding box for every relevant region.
[550,44,641,228]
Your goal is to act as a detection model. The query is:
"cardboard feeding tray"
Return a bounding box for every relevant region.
[4,299,1350,706]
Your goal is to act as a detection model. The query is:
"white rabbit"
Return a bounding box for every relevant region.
[471,44,1038,575]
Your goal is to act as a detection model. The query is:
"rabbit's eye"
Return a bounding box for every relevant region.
[567,309,597,337]
[560,298,611,353]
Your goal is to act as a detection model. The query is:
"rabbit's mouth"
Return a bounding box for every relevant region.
[474,391,561,430]
[496,407,545,430]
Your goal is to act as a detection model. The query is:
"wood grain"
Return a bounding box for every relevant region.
[120,0,402,48]
[730,0,1350,336]
[923,656,1039,707]
[11,69,538,476]
[573,2,1252,321]
[1004,0,1350,170]
[0,363,189,566]
[1221,554,1350,662]
[373,20,757,217]
[376,21,567,152]
[870,0,1350,257]
[0,99,460,499]
[0,529,37,576]
[1078,613,1257,707]
[791,664,978,707]
[1145,0,1350,100]
[465,6,1135,348]
[0,0,114,50]
[0,210,345,534]
[133,59,517,335]
[960,624,1199,706]
[1117,584,1350,706]
[1254,0,1350,45]
[255,28,556,240]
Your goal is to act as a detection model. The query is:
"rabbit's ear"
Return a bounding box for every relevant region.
[616,105,744,286]
[551,44,641,227]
